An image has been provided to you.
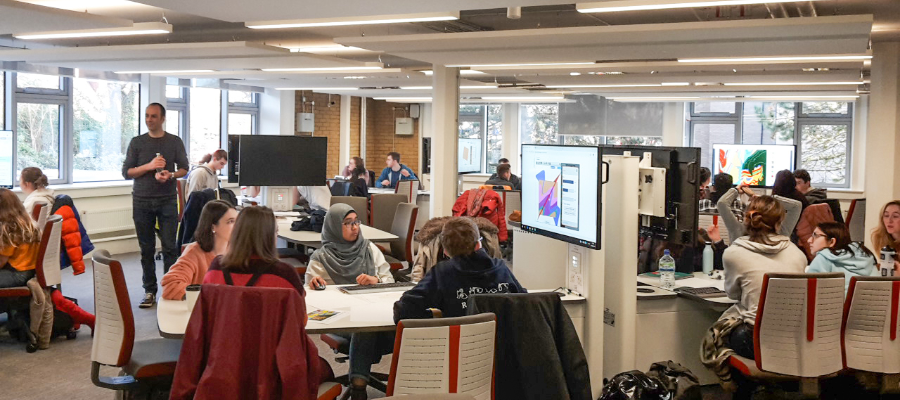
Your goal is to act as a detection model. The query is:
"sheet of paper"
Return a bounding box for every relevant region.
[350,303,395,323]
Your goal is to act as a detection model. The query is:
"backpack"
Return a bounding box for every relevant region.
[290,209,326,233]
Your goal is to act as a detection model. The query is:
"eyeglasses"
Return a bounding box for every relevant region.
[342,220,361,227]
[811,231,826,240]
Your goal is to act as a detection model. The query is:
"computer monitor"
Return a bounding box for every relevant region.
[521,144,602,250]
[227,134,241,183]
[602,145,701,245]
[0,131,12,189]
[713,144,796,188]
[458,137,482,174]
[237,136,328,186]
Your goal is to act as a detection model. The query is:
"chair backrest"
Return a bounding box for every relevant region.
[36,215,63,287]
[755,272,845,377]
[31,201,51,230]
[388,313,497,399]
[371,193,407,231]
[331,196,369,226]
[846,199,866,242]
[177,179,187,222]
[90,249,135,368]
[842,276,900,373]
[499,191,520,221]
[796,203,836,261]
[368,170,377,188]
[389,203,419,263]
[395,180,418,204]
[329,180,352,196]
[479,185,511,191]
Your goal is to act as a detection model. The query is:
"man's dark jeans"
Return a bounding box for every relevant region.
[133,196,178,295]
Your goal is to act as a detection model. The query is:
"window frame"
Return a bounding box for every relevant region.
[11,72,71,185]
[226,90,259,139]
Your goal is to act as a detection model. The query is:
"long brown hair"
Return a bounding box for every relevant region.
[194,200,234,253]
[0,189,40,249]
[219,206,279,270]
[743,195,785,245]
[872,200,900,252]
[351,156,366,180]
[818,221,876,260]
[20,167,49,190]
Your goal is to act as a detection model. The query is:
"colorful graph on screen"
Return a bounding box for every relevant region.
[714,144,795,187]
[535,169,562,226]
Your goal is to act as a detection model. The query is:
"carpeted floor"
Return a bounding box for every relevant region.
[0,251,392,400]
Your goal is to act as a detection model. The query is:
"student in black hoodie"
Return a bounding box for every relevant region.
[394,217,526,322]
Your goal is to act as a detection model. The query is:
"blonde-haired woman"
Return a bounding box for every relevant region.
[872,200,900,270]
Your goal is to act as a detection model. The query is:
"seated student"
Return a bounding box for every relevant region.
[161,200,236,300]
[488,158,521,190]
[871,200,900,270]
[0,189,41,289]
[19,167,54,215]
[305,203,392,400]
[771,169,809,212]
[294,185,332,212]
[185,150,227,197]
[793,169,827,205]
[806,221,878,292]
[699,173,744,219]
[376,152,417,189]
[720,196,808,359]
[348,165,369,198]
[342,156,372,187]
[484,163,520,190]
[394,216,527,321]
[716,184,802,245]
[699,167,711,201]
[203,206,303,293]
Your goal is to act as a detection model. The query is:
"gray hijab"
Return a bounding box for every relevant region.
[310,203,374,284]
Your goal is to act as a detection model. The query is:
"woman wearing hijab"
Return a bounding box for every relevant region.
[306,203,393,400]
[306,203,392,288]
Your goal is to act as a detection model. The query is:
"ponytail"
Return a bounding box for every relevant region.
[20,167,49,189]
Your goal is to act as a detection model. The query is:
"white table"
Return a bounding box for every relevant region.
[157,285,586,338]
[276,218,397,248]
[637,272,738,310]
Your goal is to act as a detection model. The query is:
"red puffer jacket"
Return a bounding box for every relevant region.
[452,189,508,242]
[54,206,85,275]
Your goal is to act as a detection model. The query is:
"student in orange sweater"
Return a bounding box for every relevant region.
[161,200,236,300]
[0,189,41,288]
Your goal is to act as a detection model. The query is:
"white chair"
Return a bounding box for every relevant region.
[842,276,900,392]
[371,193,407,232]
[90,249,182,396]
[395,179,418,204]
[728,272,845,397]
[387,313,497,399]
[30,201,50,232]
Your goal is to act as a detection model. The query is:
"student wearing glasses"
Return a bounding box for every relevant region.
[806,222,878,292]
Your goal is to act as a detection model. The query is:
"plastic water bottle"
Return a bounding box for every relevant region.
[702,242,714,275]
[881,246,896,277]
[659,249,676,290]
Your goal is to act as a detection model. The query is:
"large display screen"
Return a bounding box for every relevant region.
[237,136,328,186]
[0,131,12,188]
[521,144,601,250]
[458,138,482,174]
[713,144,796,187]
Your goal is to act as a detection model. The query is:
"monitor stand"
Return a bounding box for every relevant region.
[262,186,293,211]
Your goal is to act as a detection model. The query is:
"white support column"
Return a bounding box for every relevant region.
[339,94,351,171]
[360,97,367,158]
[139,75,166,119]
[865,42,900,249]
[260,88,295,136]
[501,102,520,174]
[662,102,685,146]
[430,65,460,218]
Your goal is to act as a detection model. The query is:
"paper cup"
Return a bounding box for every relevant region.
[185,285,201,312]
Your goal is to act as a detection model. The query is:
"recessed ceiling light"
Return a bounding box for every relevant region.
[678,55,872,63]
[544,84,661,88]
[289,45,366,53]
[343,76,370,79]
[722,81,865,86]
[398,85,499,90]
[570,72,582,76]
[115,69,213,74]
[246,12,459,29]
[577,0,827,13]
[15,22,171,40]
[276,87,359,91]
[447,62,595,68]
[480,96,566,101]
[420,70,486,76]
[261,66,383,72]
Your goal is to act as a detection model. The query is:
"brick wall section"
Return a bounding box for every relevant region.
[349,97,361,165]
[366,100,420,177]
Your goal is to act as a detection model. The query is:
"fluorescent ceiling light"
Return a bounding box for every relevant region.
[18,0,139,11]
[115,69,213,74]
[661,82,690,86]
[261,66,382,72]
[746,95,859,99]
[723,81,865,86]
[275,87,359,91]
[15,21,171,40]
[398,85,499,90]
[609,96,702,101]
[420,70,486,76]
[289,45,366,53]
[447,62,595,68]
[480,96,566,101]
[678,55,871,63]
[247,12,458,29]
[544,84,662,88]
[374,97,432,102]
[578,0,826,13]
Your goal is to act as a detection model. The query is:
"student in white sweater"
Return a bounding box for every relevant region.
[720,195,808,359]
[20,167,55,215]
[185,150,227,197]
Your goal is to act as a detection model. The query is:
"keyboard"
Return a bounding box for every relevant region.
[339,282,416,294]
[674,286,727,298]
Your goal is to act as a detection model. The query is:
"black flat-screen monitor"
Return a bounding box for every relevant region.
[227,135,241,183]
[712,144,796,188]
[521,144,602,250]
[602,145,701,245]
[237,136,327,186]
[0,131,12,188]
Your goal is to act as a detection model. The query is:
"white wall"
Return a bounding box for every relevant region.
[864,42,900,249]
[260,88,294,136]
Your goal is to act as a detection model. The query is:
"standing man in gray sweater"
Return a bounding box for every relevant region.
[122,103,189,308]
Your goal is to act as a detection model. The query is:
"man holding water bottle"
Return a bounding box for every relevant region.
[122,103,189,309]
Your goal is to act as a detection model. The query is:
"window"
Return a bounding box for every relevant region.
[72,78,140,182]
[519,104,559,148]
[16,73,62,92]
[188,87,222,165]
[457,104,502,173]
[689,101,853,187]
[166,85,186,137]
[0,73,4,129]
[227,90,258,136]
[16,103,62,180]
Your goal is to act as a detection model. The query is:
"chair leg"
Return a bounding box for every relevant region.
[799,377,820,398]
[882,373,900,394]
